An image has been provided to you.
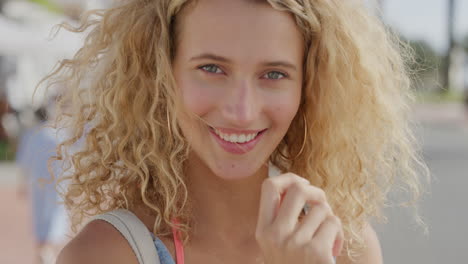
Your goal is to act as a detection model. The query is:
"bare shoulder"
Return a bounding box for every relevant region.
[336,222,383,264]
[56,219,138,264]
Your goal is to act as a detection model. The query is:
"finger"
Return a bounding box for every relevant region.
[256,173,309,232]
[332,231,344,257]
[289,203,332,245]
[273,183,328,235]
[312,215,344,257]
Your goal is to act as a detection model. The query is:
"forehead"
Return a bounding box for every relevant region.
[176,0,304,63]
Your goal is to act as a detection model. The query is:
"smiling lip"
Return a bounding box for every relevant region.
[208,126,267,154]
[211,127,264,134]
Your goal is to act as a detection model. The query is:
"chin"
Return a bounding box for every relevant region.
[208,159,267,181]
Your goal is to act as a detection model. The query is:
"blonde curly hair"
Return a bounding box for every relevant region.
[42,0,428,259]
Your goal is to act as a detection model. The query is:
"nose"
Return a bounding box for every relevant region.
[220,79,260,127]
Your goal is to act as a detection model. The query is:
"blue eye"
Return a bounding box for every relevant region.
[263,71,287,80]
[199,64,224,74]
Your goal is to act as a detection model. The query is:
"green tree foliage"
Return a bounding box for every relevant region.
[28,0,61,14]
[393,32,442,92]
[463,35,468,53]
[406,38,441,75]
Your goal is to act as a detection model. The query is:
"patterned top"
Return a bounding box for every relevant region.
[152,236,336,264]
[154,236,176,264]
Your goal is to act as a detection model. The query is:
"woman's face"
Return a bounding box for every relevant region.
[173,0,304,180]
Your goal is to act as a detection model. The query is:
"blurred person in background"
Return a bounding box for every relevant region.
[0,0,11,142]
[0,68,10,141]
[16,104,70,264]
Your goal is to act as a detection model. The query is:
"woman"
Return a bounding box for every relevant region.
[47,0,427,263]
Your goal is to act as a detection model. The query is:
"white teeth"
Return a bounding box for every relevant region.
[229,134,236,142]
[239,134,246,142]
[212,128,260,143]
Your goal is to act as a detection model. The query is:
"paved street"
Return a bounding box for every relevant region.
[0,103,467,264]
[0,164,36,264]
[376,103,468,263]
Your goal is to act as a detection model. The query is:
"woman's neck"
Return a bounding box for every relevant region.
[185,154,269,247]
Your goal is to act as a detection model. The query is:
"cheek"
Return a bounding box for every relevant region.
[274,104,299,132]
[178,75,221,115]
[267,90,301,130]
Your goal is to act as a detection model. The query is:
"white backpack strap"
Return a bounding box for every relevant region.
[90,209,161,264]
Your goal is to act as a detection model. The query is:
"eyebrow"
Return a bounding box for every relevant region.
[189,53,298,72]
[190,53,231,63]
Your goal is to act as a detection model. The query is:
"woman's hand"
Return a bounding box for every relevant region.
[255,173,344,264]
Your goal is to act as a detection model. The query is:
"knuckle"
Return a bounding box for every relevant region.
[290,181,305,194]
[313,202,330,215]
[316,188,327,202]
[328,215,342,226]
[320,202,333,215]
[285,172,298,178]
[306,185,327,202]
[287,173,307,183]
[305,190,329,210]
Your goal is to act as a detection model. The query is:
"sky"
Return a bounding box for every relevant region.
[382,0,468,54]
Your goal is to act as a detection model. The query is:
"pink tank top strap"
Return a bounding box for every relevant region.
[171,218,185,264]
